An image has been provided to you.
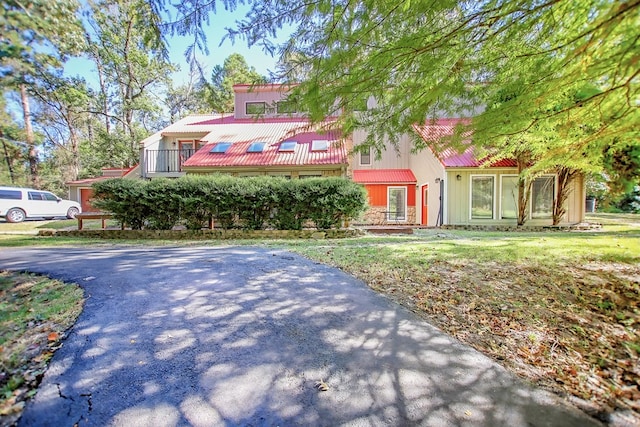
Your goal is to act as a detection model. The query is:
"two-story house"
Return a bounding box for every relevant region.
[134,83,585,227]
[140,84,348,180]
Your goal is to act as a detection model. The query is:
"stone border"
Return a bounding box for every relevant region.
[440,223,602,232]
[37,228,364,240]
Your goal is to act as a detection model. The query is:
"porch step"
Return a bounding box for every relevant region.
[362,226,414,235]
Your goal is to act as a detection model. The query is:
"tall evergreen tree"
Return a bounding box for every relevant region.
[0,97,25,185]
[84,0,175,165]
[1,0,83,187]
[203,53,266,113]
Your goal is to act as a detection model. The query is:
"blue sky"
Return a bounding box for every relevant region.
[165,3,283,81]
[64,3,283,89]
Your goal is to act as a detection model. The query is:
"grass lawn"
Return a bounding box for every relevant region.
[282,215,640,422]
[0,272,83,425]
[0,213,638,422]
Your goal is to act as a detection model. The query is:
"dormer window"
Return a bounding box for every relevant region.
[311,140,329,151]
[246,102,266,115]
[279,141,297,152]
[247,142,266,153]
[210,142,232,153]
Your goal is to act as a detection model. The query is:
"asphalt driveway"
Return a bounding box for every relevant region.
[0,246,601,426]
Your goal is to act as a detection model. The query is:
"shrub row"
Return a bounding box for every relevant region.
[91,175,369,230]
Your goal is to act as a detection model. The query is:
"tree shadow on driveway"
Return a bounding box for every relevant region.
[1,246,600,426]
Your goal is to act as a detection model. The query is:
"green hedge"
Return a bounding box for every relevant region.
[91,175,368,230]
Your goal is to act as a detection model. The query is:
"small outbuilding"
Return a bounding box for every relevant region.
[67,166,138,212]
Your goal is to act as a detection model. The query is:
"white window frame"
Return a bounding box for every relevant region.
[247,142,266,153]
[268,171,292,179]
[469,174,496,220]
[276,100,297,114]
[530,174,556,219]
[299,173,323,179]
[245,101,267,115]
[387,186,407,222]
[279,141,297,152]
[311,140,329,151]
[499,174,519,220]
[210,142,232,153]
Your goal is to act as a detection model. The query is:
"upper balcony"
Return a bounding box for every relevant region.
[143,148,195,178]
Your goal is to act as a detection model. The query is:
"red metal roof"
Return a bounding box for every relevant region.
[188,116,317,126]
[66,176,112,186]
[67,166,137,185]
[413,119,517,168]
[182,118,346,168]
[232,83,298,93]
[437,148,517,168]
[353,169,417,184]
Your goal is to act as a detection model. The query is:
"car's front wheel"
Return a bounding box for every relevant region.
[66,207,80,219]
[6,208,26,223]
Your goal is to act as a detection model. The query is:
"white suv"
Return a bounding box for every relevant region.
[0,186,81,223]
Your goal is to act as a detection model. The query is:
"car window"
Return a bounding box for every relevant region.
[0,190,21,200]
[28,192,45,201]
[43,192,59,201]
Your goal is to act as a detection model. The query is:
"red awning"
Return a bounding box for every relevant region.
[353,169,417,184]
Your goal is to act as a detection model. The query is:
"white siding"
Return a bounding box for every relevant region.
[351,129,411,169]
[445,169,586,225]
[408,149,445,226]
[234,89,306,119]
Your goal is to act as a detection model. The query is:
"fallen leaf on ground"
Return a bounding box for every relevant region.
[315,379,329,391]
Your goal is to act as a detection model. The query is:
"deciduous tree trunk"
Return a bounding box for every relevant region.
[516,153,532,226]
[0,129,15,184]
[68,113,80,181]
[553,166,578,225]
[20,83,39,188]
[95,53,110,134]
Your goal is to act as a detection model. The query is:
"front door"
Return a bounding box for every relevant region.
[178,141,194,170]
[421,185,428,225]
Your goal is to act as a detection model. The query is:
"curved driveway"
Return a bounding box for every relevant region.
[1,246,600,426]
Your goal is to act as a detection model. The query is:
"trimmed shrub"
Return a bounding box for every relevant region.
[91,175,368,230]
[173,176,215,230]
[144,179,181,230]
[91,179,150,230]
[269,179,309,230]
[304,177,369,229]
[205,174,239,230]
[236,177,282,230]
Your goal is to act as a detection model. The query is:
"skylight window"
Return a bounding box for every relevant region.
[279,141,297,152]
[210,142,232,153]
[247,142,266,153]
[311,140,329,151]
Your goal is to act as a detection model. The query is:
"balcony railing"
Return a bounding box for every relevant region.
[144,149,195,174]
